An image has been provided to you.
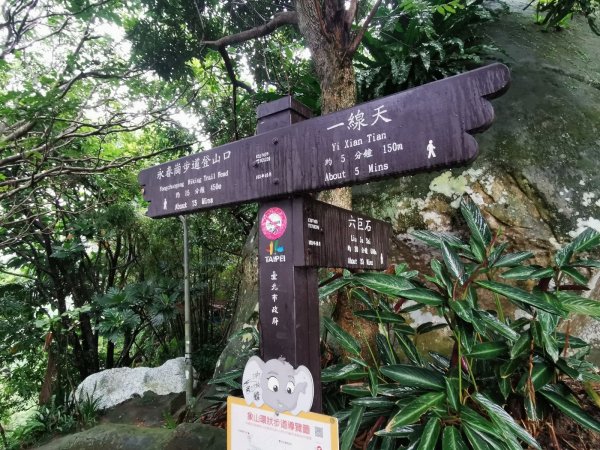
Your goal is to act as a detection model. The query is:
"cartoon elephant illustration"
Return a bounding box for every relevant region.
[242,356,314,415]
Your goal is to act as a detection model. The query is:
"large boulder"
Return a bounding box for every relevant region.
[34,423,226,450]
[75,358,190,410]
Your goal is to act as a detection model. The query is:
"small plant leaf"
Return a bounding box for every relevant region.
[351,396,395,408]
[472,393,541,449]
[380,364,445,390]
[400,288,446,306]
[341,405,366,450]
[385,391,446,429]
[559,292,600,318]
[466,342,508,359]
[540,386,600,433]
[395,331,425,366]
[417,417,442,450]
[445,377,460,412]
[324,317,361,356]
[354,309,406,324]
[442,426,469,450]
[460,196,492,247]
[353,272,414,296]
[476,280,564,315]
[322,363,362,382]
[475,310,519,341]
[377,333,398,365]
[319,278,350,298]
[571,227,600,253]
[442,241,467,284]
[561,266,589,286]
[493,251,534,268]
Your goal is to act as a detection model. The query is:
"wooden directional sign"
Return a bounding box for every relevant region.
[298,198,390,270]
[138,63,510,217]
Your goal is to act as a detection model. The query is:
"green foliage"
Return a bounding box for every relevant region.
[321,195,600,449]
[355,0,497,100]
[531,0,600,35]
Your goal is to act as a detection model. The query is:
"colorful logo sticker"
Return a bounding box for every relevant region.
[266,240,285,255]
[260,207,287,240]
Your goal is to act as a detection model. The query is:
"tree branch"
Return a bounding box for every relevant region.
[202,11,298,48]
[347,0,382,57]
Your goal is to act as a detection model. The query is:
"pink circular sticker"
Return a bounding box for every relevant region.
[260,207,288,240]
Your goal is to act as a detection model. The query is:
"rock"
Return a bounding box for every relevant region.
[34,423,226,450]
[75,358,191,410]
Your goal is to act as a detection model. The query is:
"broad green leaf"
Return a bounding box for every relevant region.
[571,259,600,268]
[341,405,366,450]
[540,386,600,433]
[493,251,533,268]
[476,280,564,315]
[322,363,362,382]
[385,391,446,429]
[450,299,474,323]
[475,310,519,341]
[559,292,600,317]
[510,333,531,359]
[555,245,574,268]
[469,236,486,263]
[466,342,508,359]
[417,417,441,450]
[561,266,589,286]
[376,425,422,438]
[324,317,361,356]
[500,266,538,280]
[556,333,590,350]
[524,389,539,421]
[354,309,406,324]
[353,272,414,296]
[460,406,498,435]
[351,396,395,408]
[472,393,540,449]
[377,333,398,365]
[380,364,445,390]
[352,288,373,308]
[571,227,600,253]
[442,426,469,450]
[394,323,418,335]
[555,358,582,380]
[319,278,350,298]
[412,230,466,249]
[431,258,453,295]
[368,367,378,397]
[462,425,494,450]
[517,363,554,392]
[460,196,492,247]
[445,377,460,411]
[416,322,448,334]
[208,368,242,387]
[442,241,467,284]
[340,383,371,397]
[488,242,509,267]
[395,331,424,366]
[400,288,445,306]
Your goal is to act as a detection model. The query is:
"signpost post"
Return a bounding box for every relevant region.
[138,63,510,419]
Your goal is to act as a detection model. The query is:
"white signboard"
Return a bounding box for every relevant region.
[227,396,339,450]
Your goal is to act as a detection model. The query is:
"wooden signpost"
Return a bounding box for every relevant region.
[138,63,511,413]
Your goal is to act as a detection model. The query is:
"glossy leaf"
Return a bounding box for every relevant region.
[540,386,600,433]
[466,342,508,359]
[417,417,442,450]
[442,241,467,284]
[561,266,589,286]
[571,227,600,253]
[385,391,446,430]
[380,364,445,390]
[322,363,362,382]
[476,280,564,315]
[319,277,350,298]
[341,405,366,450]
[354,309,406,324]
[442,426,469,450]
[493,251,533,268]
[472,393,540,449]
[400,287,446,306]
[445,377,460,411]
[395,331,424,366]
[559,292,600,318]
[460,196,492,247]
[475,310,519,341]
[324,317,361,356]
[353,272,414,296]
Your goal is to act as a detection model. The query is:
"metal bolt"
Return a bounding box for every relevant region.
[273,178,280,185]
[272,137,278,145]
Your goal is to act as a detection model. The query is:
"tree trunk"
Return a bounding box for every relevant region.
[296,0,379,363]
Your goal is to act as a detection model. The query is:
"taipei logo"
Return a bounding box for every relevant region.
[266,240,284,255]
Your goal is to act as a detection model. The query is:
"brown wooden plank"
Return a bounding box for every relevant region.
[139,64,510,218]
